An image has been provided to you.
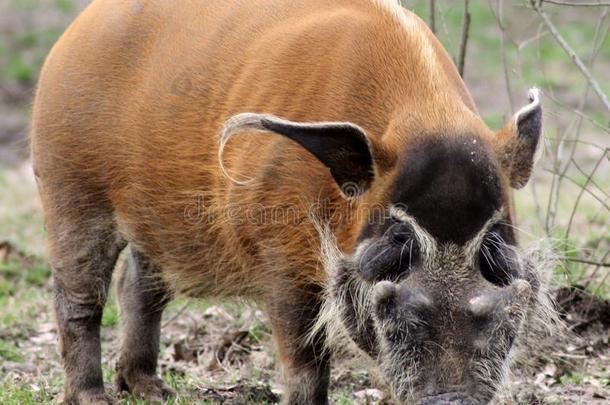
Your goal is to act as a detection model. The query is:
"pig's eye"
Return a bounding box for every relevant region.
[358,221,420,281]
[390,222,414,245]
[478,229,518,286]
[388,221,420,267]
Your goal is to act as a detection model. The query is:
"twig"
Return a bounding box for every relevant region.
[530,177,547,230]
[559,256,610,268]
[544,128,562,234]
[556,8,610,200]
[530,0,610,112]
[571,156,610,199]
[518,30,549,50]
[161,300,191,328]
[438,3,455,51]
[583,250,610,291]
[545,137,608,151]
[489,0,515,112]
[542,0,610,6]
[542,169,610,210]
[457,0,471,77]
[564,150,608,242]
[429,0,437,34]
[544,92,610,132]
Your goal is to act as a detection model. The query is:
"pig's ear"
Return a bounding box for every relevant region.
[220,113,376,197]
[495,88,543,189]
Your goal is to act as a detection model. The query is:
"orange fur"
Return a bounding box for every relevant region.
[32,0,497,295]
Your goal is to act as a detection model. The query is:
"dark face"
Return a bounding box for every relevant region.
[329,136,544,404]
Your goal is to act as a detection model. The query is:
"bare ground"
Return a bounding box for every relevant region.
[0,226,609,404]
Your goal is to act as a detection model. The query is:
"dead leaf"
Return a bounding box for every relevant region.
[172,341,198,363]
[208,330,250,371]
[354,388,385,403]
[0,241,13,262]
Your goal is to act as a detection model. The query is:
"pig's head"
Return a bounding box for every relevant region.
[319,89,551,404]
[221,89,556,404]
[330,216,539,405]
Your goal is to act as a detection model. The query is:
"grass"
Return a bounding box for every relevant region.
[0,0,76,86]
[102,301,120,328]
[559,371,586,386]
[333,389,355,405]
[0,339,23,362]
[0,386,57,405]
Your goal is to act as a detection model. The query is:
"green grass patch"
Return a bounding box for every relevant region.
[332,387,355,405]
[0,339,23,362]
[0,386,56,405]
[54,0,75,13]
[102,301,119,328]
[559,371,586,386]
[483,112,506,130]
[248,324,271,344]
[0,256,51,293]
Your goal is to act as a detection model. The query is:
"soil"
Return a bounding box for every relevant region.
[1,240,609,404]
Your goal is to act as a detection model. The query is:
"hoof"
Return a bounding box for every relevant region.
[116,373,175,403]
[64,389,114,405]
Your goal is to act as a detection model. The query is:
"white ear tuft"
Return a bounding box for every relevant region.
[515,87,541,124]
[218,113,275,185]
[528,87,541,103]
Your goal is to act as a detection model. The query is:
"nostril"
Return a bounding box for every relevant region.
[468,293,499,318]
[468,280,533,320]
[373,280,397,304]
[397,286,433,310]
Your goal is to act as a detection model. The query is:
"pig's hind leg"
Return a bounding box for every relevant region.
[42,199,126,404]
[115,247,174,402]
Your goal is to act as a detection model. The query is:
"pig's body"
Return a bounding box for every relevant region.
[31,1,548,404]
[33,0,478,295]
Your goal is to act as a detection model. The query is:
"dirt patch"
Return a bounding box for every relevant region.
[198,384,280,404]
[498,288,610,404]
[1,246,608,404]
[557,286,610,332]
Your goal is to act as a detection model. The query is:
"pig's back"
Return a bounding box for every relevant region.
[31,0,455,295]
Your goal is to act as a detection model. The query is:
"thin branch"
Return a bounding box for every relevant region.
[438,3,455,51]
[572,156,610,199]
[518,30,549,50]
[545,137,609,151]
[429,0,437,34]
[161,300,191,328]
[530,178,547,230]
[557,9,609,185]
[560,256,610,268]
[564,150,608,242]
[458,0,471,77]
[543,0,610,6]
[531,0,610,112]
[583,250,610,291]
[544,91,610,132]
[489,0,515,112]
[542,169,610,210]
